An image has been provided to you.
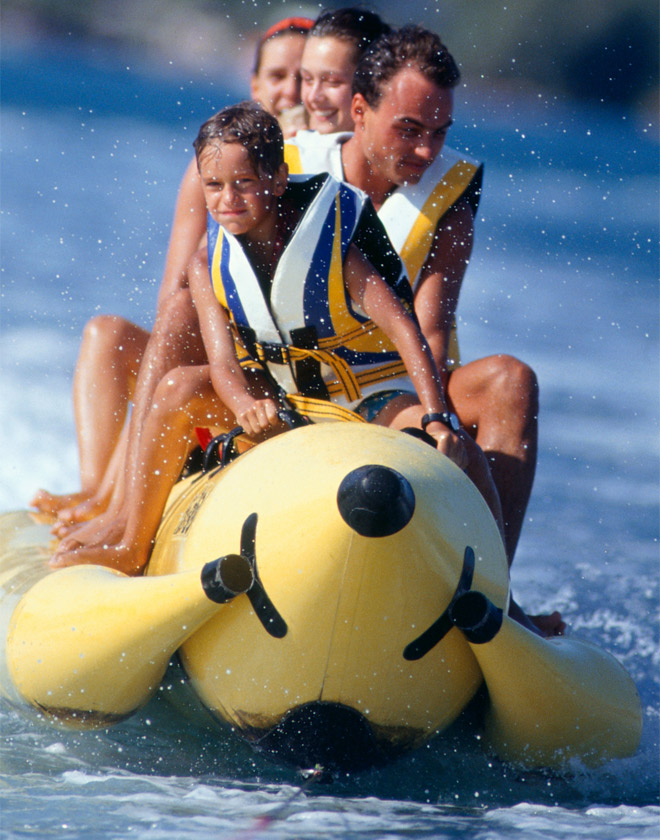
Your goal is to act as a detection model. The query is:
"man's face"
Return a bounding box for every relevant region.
[353,68,454,188]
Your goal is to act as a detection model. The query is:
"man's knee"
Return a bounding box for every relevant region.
[482,354,539,412]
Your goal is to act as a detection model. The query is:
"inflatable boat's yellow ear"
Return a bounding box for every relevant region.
[449,591,642,768]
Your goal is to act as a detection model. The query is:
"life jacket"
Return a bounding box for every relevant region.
[284,131,483,368]
[207,173,415,417]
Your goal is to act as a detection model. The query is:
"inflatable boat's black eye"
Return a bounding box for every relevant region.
[337,465,415,537]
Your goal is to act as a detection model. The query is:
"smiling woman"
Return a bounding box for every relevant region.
[301,8,390,134]
[250,17,313,123]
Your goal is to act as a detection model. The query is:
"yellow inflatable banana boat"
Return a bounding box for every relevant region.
[0,423,642,771]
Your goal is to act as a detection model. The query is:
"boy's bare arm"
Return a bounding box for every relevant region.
[187,251,279,435]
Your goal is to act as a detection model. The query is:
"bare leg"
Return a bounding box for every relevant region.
[447,356,564,637]
[51,365,275,574]
[51,288,206,539]
[52,427,129,536]
[74,316,148,487]
[31,316,148,515]
[447,354,538,563]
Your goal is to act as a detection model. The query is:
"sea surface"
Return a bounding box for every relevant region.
[1,37,659,840]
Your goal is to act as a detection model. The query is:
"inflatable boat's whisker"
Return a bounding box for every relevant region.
[240,512,288,638]
[403,545,477,660]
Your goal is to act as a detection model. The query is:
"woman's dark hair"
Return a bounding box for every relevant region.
[253,17,313,75]
[353,25,460,107]
[193,102,284,178]
[309,8,390,59]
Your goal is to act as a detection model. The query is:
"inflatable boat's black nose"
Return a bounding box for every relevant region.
[337,465,415,537]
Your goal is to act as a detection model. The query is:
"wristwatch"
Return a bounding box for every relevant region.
[421,411,461,433]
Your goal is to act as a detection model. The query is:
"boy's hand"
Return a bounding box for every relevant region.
[425,425,469,471]
[236,398,281,436]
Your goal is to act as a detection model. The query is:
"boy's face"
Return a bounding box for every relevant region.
[198,142,287,238]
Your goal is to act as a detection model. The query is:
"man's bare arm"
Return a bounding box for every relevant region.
[413,198,475,384]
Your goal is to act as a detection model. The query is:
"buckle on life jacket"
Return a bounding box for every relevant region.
[255,342,290,366]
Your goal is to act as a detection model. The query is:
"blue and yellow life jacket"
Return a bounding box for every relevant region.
[207,173,416,415]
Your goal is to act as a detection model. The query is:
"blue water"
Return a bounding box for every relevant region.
[1,36,659,840]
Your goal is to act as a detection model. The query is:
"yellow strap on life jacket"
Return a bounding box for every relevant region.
[284,394,367,424]
[316,319,381,350]
[327,359,409,393]
[251,342,362,404]
[239,350,408,404]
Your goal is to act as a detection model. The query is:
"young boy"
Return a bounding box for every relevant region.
[51,102,500,574]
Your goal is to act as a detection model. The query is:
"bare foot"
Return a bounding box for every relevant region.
[52,490,113,533]
[54,510,128,554]
[31,488,92,516]
[51,505,113,540]
[530,611,566,637]
[50,540,148,575]
[508,598,566,638]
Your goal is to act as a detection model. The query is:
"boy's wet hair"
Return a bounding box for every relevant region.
[309,8,390,59]
[193,102,284,179]
[353,25,460,106]
[253,17,313,75]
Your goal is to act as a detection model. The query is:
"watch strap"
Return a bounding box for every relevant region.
[421,412,459,432]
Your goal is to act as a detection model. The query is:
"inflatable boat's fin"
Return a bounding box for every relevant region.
[6,560,241,726]
[458,606,642,768]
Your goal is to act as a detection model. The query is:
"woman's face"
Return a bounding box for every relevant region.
[300,36,359,134]
[250,33,306,118]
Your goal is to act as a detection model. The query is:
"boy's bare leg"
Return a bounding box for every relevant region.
[31,316,148,515]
